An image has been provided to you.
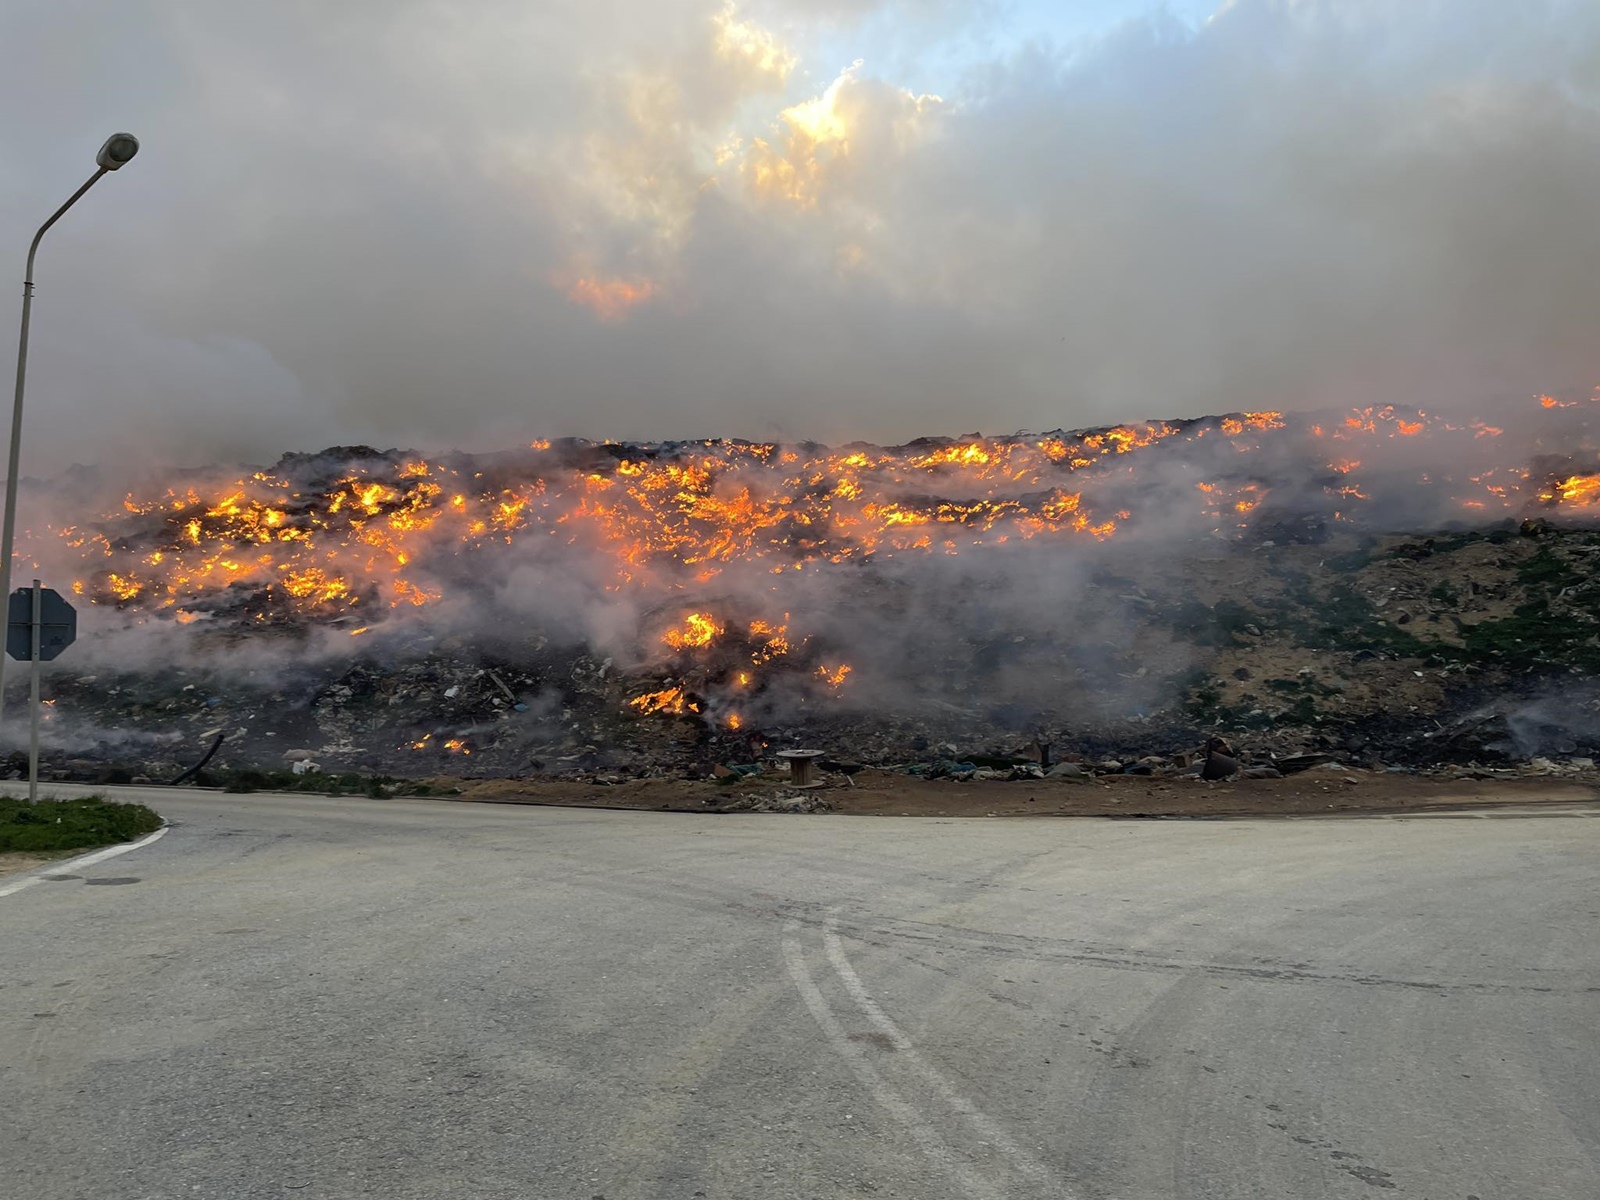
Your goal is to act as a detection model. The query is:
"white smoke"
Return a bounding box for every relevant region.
[0,1,1595,471]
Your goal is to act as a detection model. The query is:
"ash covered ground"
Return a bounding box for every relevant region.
[8,400,1600,788]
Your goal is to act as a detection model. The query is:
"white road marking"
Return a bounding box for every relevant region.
[822,909,1063,1193]
[782,919,1007,1200]
[0,824,169,899]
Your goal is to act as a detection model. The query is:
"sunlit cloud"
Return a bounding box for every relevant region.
[711,4,797,88]
[738,62,943,208]
[564,275,660,321]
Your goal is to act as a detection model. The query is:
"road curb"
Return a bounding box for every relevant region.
[0,819,170,899]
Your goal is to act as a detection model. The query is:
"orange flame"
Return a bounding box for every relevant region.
[50,401,1600,641]
[663,612,723,650]
[1543,474,1600,507]
[629,686,699,716]
[816,664,851,688]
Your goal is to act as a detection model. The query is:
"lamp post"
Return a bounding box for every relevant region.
[0,133,140,724]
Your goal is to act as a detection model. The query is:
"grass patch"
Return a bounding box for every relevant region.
[1324,539,1380,573]
[0,795,162,854]
[1387,529,1515,560]
[1428,580,1461,606]
[1268,585,1436,658]
[1166,599,1257,647]
[1182,677,1278,730]
[1458,607,1600,672]
[209,767,397,798]
[1517,548,1583,588]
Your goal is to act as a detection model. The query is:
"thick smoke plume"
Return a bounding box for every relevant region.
[2,1,1599,471]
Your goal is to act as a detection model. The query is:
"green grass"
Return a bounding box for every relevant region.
[1386,529,1514,560]
[1324,539,1381,573]
[1428,580,1461,606]
[1457,604,1600,672]
[1264,585,1436,658]
[208,767,398,797]
[1166,598,1257,647]
[0,795,162,854]
[1518,548,1583,588]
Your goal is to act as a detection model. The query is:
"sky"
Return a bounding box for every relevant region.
[2,1,1599,471]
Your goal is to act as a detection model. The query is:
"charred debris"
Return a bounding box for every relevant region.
[18,517,1600,790]
[13,406,1600,789]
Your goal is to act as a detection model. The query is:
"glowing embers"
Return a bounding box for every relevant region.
[815,663,851,688]
[66,460,474,616]
[629,686,698,716]
[105,573,142,602]
[627,606,846,725]
[1542,474,1600,508]
[50,398,1600,627]
[409,732,472,754]
[279,567,349,604]
[747,619,790,661]
[560,433,1144,569]
[1452,467,1518,513]
[60,419,1243,613]
[1323,406,1441,440]
[1220,412,1286,436]
[1195,480,1266,529]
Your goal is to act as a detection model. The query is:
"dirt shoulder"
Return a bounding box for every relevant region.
[0,849,78,879]
[438,769,1600,818]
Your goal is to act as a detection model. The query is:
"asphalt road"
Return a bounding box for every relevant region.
[2,787,1597,1200]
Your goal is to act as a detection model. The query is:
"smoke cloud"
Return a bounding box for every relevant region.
[1,1,1598,473]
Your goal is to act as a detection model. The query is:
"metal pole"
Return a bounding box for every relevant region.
[28,579,41,802]
[0,168,108,731]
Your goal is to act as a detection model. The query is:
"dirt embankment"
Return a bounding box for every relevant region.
[438,769,1599,818]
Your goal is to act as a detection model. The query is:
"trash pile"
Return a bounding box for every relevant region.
[6,401,1600,786]
[18,519,1600,789]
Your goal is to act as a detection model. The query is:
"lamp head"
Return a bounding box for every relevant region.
[96,134,140,171]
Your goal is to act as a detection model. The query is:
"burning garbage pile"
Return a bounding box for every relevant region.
[9,395,1600,784]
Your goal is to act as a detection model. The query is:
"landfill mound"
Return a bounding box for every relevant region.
[9,399,1600,787]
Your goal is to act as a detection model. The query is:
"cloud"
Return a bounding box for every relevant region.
[737,61,944,210]
[0,0,1597,470]
[712,4,799,88]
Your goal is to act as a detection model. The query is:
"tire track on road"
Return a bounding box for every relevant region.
[783,915,1071,1200]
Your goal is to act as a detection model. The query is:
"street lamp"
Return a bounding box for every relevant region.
[0,133,140,722]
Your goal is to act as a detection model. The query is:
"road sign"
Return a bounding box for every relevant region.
[6,586,76,662]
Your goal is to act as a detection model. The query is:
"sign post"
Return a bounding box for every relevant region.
[28,582,40,801]
[6,583,75,801]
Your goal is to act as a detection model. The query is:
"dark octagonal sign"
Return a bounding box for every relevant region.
[6,587,77,662]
